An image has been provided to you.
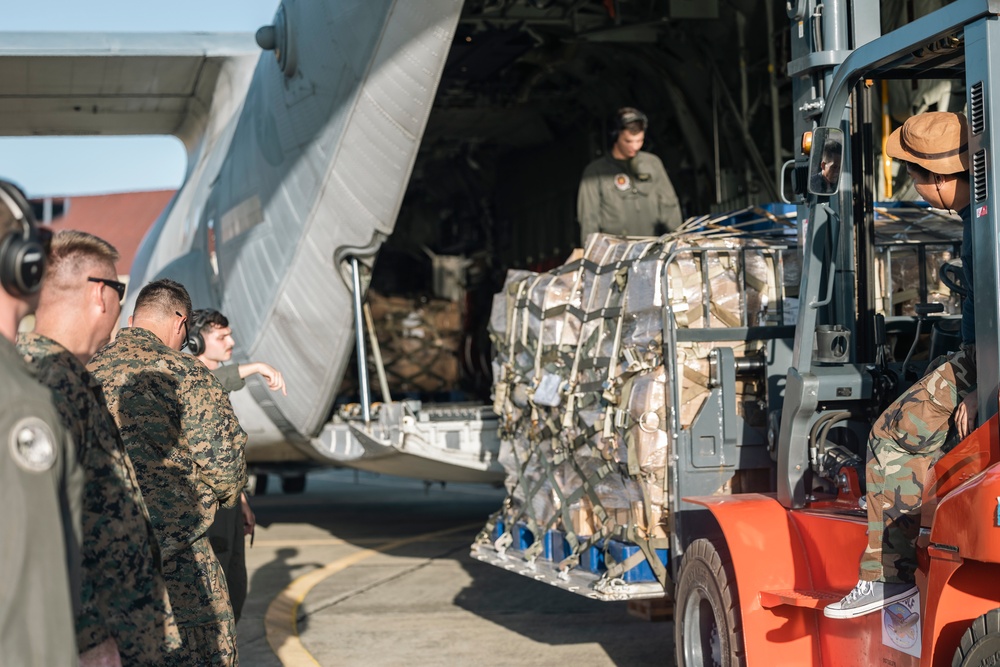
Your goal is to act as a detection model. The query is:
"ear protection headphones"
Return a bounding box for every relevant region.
[0,182,46,297]
[610,108,649,142]
[186,309,216,356]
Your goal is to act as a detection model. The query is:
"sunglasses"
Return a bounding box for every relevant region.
[88,277,127,304]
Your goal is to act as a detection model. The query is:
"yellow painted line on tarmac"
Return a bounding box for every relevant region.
[265,522,482,666]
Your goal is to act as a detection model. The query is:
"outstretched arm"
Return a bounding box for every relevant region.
[238,361,287,395]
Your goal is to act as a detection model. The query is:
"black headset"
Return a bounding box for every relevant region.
[186,309,217,357]
[0,182,47,296]
[610,108,649,141]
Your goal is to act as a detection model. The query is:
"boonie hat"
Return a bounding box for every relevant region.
[886,111,969,175]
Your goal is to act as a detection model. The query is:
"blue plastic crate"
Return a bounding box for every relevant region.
[543,530,570,562]
[606,539,669,583]
[713,202,797,235]
[579,540,606,574]
[513,521,535,551]
[491,518,506,543]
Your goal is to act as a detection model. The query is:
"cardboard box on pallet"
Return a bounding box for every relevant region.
[488,231,787,579]
[483,204,968,593]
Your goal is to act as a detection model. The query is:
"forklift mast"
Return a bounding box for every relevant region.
[777,0,1000,509]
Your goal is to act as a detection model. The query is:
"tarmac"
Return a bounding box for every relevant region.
[236,469,673,666]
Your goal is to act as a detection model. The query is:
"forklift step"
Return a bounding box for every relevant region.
[759,589,842,610]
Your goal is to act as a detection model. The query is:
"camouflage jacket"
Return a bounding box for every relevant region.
[18,333,181,660]
[89,327,248,627]
[0,336,82,666]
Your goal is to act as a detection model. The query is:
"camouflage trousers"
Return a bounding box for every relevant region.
[161,619,238,667]
[859,344,976,583]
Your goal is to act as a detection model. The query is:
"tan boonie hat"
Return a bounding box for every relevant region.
[886,111,969,175]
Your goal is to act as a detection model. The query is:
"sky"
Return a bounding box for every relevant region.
[0,0,281,196]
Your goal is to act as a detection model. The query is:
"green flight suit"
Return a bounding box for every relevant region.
[90,327,248,666]
[577,150,682,244]
[206,362,248,622]
[0,336,82,666]
[19,332,181,663]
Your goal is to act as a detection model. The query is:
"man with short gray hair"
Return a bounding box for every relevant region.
[19,231,181,665]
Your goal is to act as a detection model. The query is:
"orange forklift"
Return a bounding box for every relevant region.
[472,1,1000,664]
[676,1,1000,664]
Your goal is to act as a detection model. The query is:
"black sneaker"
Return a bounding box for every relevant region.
[823,580,917,619]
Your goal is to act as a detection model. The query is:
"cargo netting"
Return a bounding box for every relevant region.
[477,215,796,589]
[474,203,963,592]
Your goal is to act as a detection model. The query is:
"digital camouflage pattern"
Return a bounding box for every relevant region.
[860,344,976,583]
[18,332,181,663]
[89,326,248,666]
[0,336,82,667]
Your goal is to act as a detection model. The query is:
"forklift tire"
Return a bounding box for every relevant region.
[953,608,1000,666]
[675,538,745,667]
[281,474,307,494]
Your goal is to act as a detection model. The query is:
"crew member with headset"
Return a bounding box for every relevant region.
[0,180,83,664]
[576,106,683,244]
[187,307,286,624]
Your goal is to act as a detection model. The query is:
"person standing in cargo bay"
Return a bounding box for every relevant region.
[89,278,248,665]
[825,111,975,620]
[577,107,683,244]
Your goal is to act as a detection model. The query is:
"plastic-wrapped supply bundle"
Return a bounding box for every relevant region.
[875,245,961,316]
[340,291,463,395]
[481,230,791,585]
[872,205,964,318]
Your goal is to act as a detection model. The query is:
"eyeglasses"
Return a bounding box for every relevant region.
[88,277,127,304]
[176,311,190,350]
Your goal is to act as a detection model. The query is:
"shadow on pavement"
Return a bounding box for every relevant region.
[237,470,672,666]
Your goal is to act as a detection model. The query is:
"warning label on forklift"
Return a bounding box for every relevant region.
[882,590,921,659]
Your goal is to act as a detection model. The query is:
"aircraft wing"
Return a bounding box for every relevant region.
[0,4,498,484]
[0,32,258,144]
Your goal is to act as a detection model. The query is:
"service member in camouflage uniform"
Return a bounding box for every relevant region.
[19,231,181,665]
[89,279,248,665]
[577,107,683,244]
[190,308,286,622]
[826,112,975,619]
[0,180,83,666]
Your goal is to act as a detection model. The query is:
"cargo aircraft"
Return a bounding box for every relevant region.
[0,0,940,492]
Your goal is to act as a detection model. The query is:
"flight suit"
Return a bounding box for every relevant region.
[206,362,248,622]
[213,363,246,393]
[19,332,181,663]
[0,336,82,666]
[89,327,248,666]
[577,150,682,244]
